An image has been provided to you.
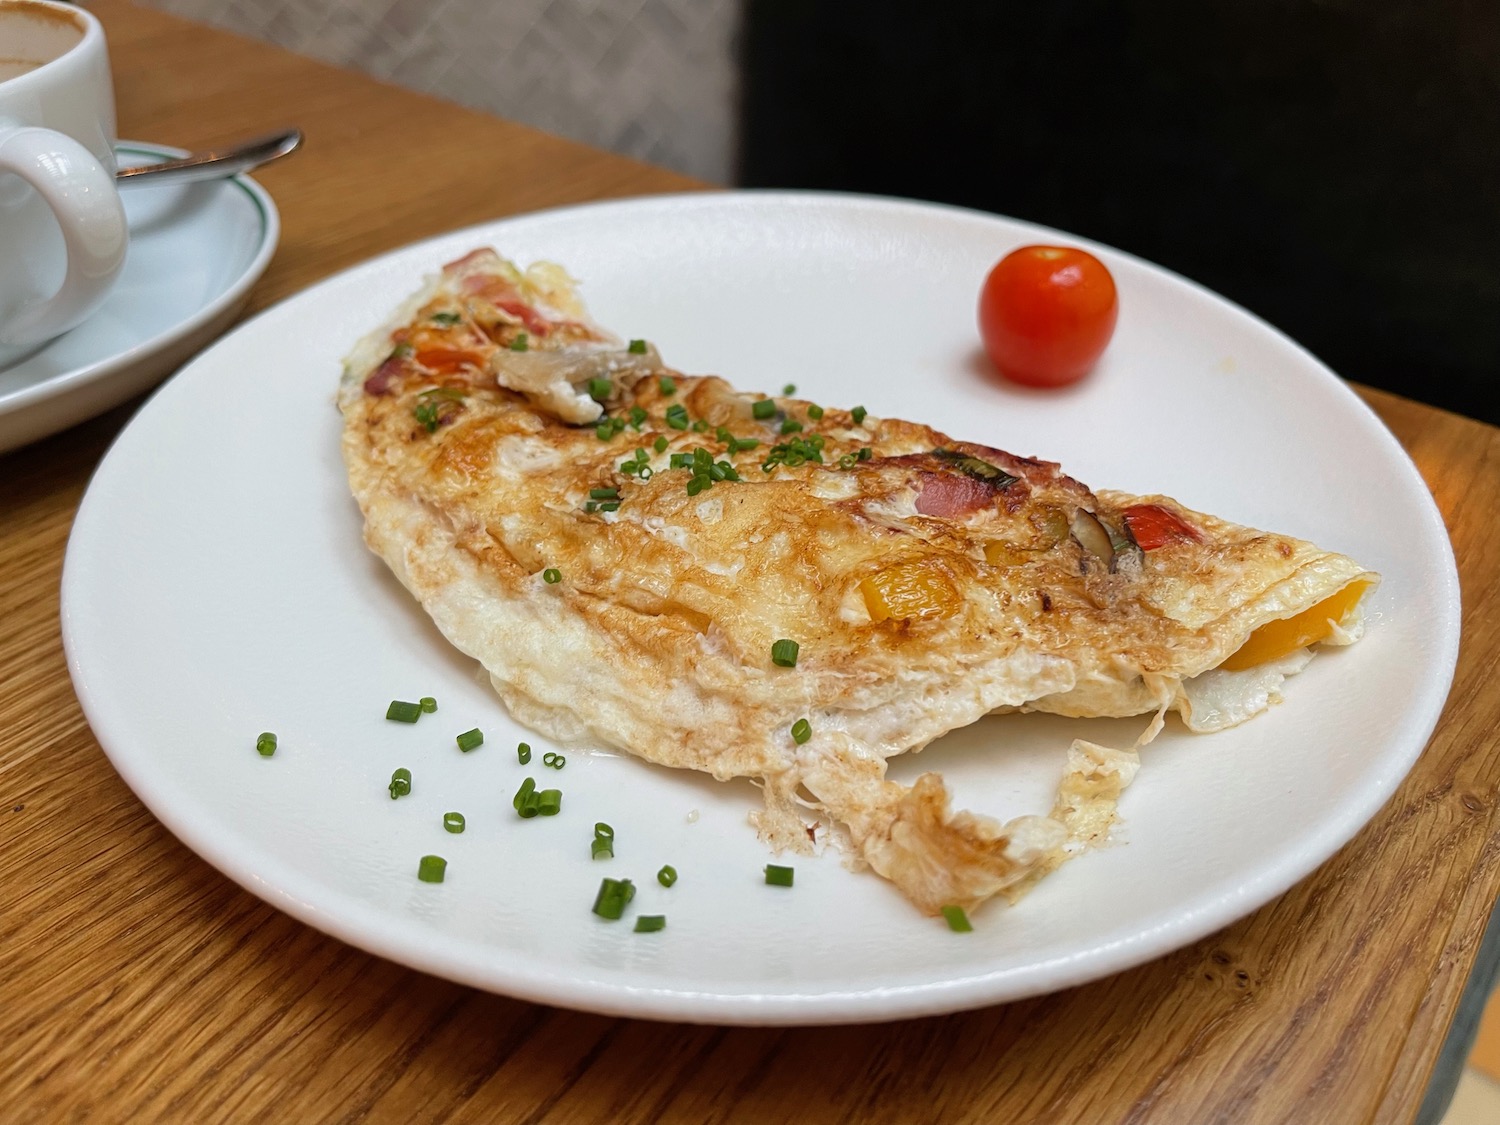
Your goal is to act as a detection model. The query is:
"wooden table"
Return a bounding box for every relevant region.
[3,3,1497,1121]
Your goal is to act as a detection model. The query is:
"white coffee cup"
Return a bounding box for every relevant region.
[0,0,128,367]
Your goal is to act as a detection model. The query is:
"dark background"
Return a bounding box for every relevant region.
[739,1,1500,425]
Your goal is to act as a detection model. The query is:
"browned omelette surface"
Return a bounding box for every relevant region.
[339,249,1376,915]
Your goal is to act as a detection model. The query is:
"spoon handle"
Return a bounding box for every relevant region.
[115,128,303,188]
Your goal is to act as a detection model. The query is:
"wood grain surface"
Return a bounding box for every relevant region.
[2,4,1497,1122]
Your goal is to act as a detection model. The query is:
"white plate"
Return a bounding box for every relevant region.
[0,142,278,454]
[61,193,1460,1025]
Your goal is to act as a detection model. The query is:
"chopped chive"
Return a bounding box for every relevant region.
[588,377,613,403]
[629,405,648,429]
[413,402,440,432]
[851,405,867,426]
[543,568,561,584]
[537,789,562,816]
[731,437,760,453]
[783,383,797,395]
[751,398,776,420]
[443,811,466,834]
[386,700,422,723]
[255,732,277,757]
[419,696,437,713]
[858,446,872,461]
[653,435,669,453]
[764,864,795,887]
[657,865,678,887]
[591,826,613,855]
[518,791,541,818]
[513,776,536,812]
[509,333,529,352]
[807,404,824,420]
[592,877,635,920]
[839,453,857,470]
[685,476,709,497]
[430,311,461,325]
[518,742,532,764]
[584,501,599,514]
[634,915,666,933]
[659,375,677,395]
[595,424,612,441]
[598,501,620,513]
[542,752,566,770]
[389,768,412,800]
[589,487,620,500]
[780,418,803,435]
[665,405,689,430]
[692,419,710,433]
[456,728,484,753]
[771,639,800,667]
[791,718,812,744]
[760,434,825,473]
[941,905,973,932]
[417,854,447,883]
[629,338,648,354]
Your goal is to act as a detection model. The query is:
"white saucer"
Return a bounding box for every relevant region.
[0,141,278,454]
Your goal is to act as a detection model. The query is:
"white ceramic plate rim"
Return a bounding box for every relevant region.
[63,190,1461,1024]
[0,141,279,418]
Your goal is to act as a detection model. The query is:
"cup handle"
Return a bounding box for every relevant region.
[0,124,128,348]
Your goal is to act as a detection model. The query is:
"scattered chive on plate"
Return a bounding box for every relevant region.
[941,905,973,932]
[386,700,422,723]
[765,864,794,887]
[388,768,411,799]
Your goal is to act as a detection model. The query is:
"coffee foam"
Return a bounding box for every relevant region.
[0,0,85,82]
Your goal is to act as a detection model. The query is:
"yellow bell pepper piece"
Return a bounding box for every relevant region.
[1219,581,1371,671]
[860,559,963,623]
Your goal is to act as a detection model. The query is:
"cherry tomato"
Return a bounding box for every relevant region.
[978,245,1118,387]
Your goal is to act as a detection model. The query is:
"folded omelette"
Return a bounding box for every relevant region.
[339,249,1376,916]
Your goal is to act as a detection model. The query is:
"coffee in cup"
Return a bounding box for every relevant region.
[0,0,129,367]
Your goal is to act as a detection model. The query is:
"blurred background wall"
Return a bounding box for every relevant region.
[137,0,742,183]
[136,0,1498,425]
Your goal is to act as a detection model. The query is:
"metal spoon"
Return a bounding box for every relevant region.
[115,128,303,188]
